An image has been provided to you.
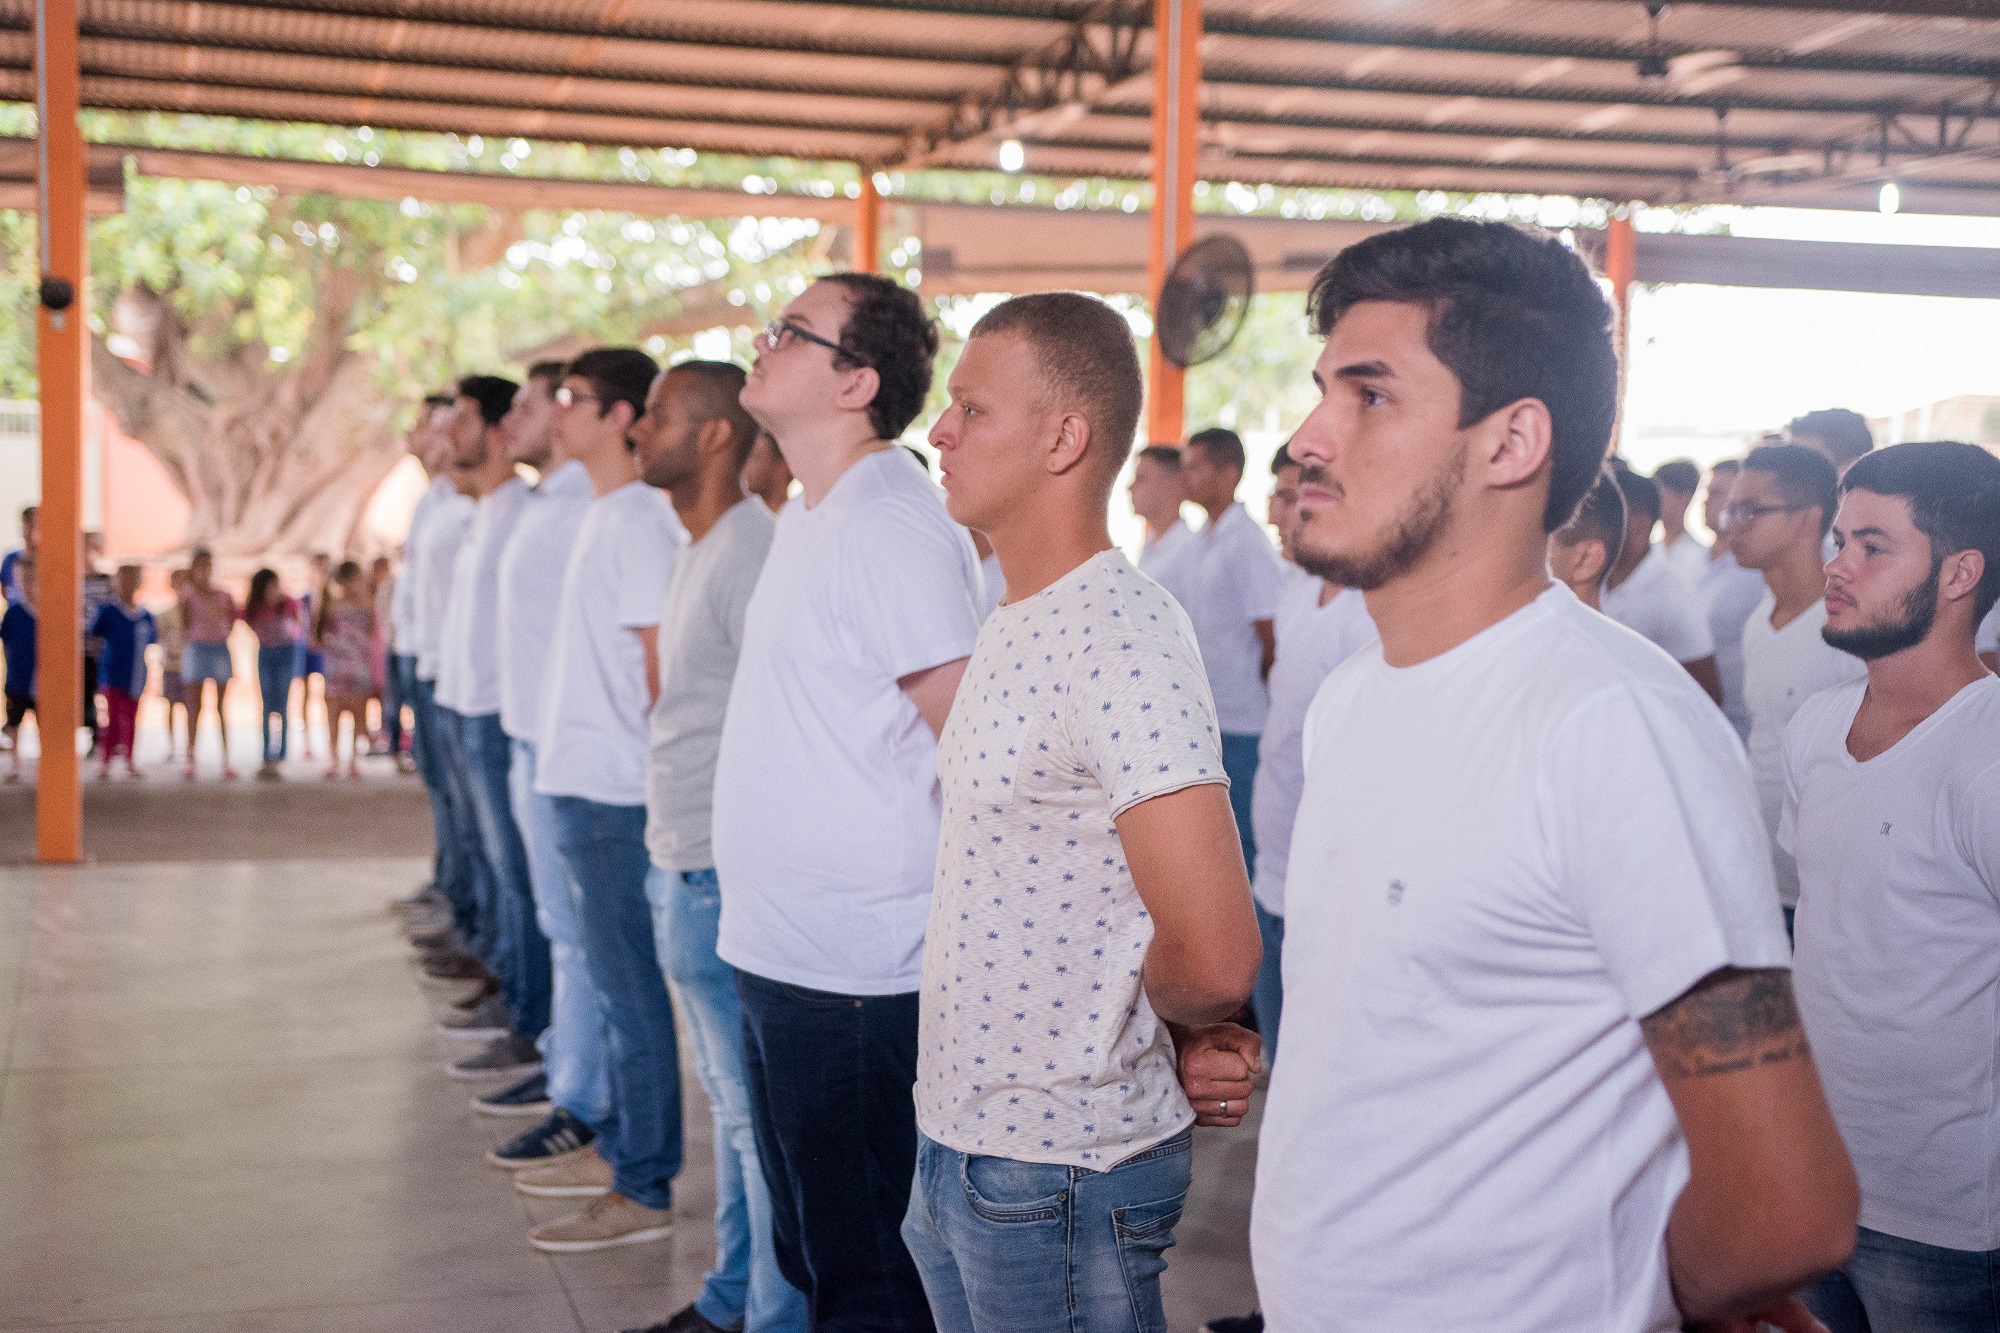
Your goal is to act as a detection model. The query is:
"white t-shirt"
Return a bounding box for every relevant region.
[390,474,451,653]
[533,481,685,806]
[1742,593,1865,907]
[1783,676,2000,1251]
[1252,583,1788,1333]
[977,550,1006,619]
[645,498,775,874]
[496,461,594,742]
[917,550,1224,1168]
[1137,519,1198,610]
[434,476,531,717]
[411,486,475,682]
[1701,551,1769,741]
[1250,577,1376,917]
[1603,546,1716,665]
[1181,504,1284,734]
[713,448,983,995]
[1659,532,1709,589]
[1978,602,2000,656]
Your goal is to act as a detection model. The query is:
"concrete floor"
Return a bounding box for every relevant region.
[0,787,1262,1331]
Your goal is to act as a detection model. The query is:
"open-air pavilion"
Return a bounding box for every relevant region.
[5,1,2000,1326]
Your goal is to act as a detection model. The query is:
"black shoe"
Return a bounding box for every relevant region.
[448,1032,541,1081]
[1204,1314,1264,1333]
[473,1071,552,1117]
[486,1107,596,1170]
[621,1302,740,1333]
[422,952,493,983]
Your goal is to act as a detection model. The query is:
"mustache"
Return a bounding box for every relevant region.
[1298,463,1343,501]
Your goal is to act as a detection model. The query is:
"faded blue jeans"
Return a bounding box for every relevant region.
[1806,1227,2000,1332]
[645,866,808,1333]
[459,712,550,1041]
[509,738,610,1128]
[410,672,476,943]
[255,644,295,763]
[548,795,681,1211]
[901,1129,1193,1333]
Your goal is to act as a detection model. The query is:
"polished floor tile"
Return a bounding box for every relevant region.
[0,844,1260,1331]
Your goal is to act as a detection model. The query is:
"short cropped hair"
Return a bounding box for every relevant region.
[1841,440,2000,622]
[565,347,658,422]
[1136,444,1183,473]
[820,273,940,441]
[1187,427,1246,476]
[458,375,520,427]
[526,359,567,388]
[1652,459,1700,495]
[1272,443,1297,474]
[1743,443,1839,538]
[1789,408,1874,468]
[1611,464,1662,525]
[1308,217,1619,533]
[1710,458,1743,479]
[664,360,759,467]
[969,292,1144,479]
[1556,465,1627,555]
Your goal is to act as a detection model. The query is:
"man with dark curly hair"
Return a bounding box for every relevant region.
[715,272,982,1331]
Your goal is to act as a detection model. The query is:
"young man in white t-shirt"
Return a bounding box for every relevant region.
[1191,217,1857,1332]
[1604,465,1725,704]
[518,347,690,1255]
[1698,458,1771,743]
[1178,426,1285,871]
[714,274,980,1332]
[625,361,805,1333]
[1547,465,1626,611]
[1653,458,1710,588]
[1729,445,1864,932]
[903,290,1262,1333]
[1129,443,1197,602]
[480,364,611,1151]
[1782,441,2000,1332]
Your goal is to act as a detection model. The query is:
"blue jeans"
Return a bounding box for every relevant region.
[1806,1227,2000,1332]
[1251,902,1284,1072]
[549,795,682,1211]
[734,968,932,1333]
[646,867,808,1333]
[384,652,412,757]
[255,644,295,763]
[431,701,499,968]
[460,713,550,1041]
[1220,733,1259,871]
[510,738,610,1127]
[901,1129,1193,1333]
[410,673,475,939]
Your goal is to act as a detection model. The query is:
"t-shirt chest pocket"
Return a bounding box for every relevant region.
[955,686,1034,809]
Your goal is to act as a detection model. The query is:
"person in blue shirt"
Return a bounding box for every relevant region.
[90,564,156,779]
[2,556,35,782]
[0,503,35,603]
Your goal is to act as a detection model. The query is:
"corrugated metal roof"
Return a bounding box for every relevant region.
[1,0,1996,210]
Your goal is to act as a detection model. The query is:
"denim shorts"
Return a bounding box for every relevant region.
[184,641,233,684]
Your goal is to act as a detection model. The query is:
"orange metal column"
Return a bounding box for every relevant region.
[854,169,881,275]
[35,0,84,864]
[1606,210,1637,356]
[1145,0,1200,445]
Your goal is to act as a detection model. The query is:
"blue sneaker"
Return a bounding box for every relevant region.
[485,1108,595,1171]
[472,1071,551,1118]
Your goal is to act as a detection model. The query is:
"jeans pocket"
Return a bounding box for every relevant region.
[1111,1187,1187,1333]
[960,1153,1069,1225]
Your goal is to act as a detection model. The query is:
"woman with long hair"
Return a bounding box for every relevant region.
[244,567,301,779]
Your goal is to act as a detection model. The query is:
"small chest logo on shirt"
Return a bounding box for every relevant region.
[1387,879,1406,906]
[1881,822,1893,837]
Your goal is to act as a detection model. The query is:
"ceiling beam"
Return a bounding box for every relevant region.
[1539,0,1999,18]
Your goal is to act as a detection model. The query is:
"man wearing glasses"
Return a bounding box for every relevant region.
[520,347,691,1255]
[714,275,982,1331]
[1730,444,1864,936]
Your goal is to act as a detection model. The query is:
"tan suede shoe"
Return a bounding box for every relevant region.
[527,1192,674,1253]
[513,1143,612,1198]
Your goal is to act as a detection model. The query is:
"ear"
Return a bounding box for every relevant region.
[1481,397,1554,492]
[832,365,884,427]
[1940,547,1986,612]
[1046,411,1093,477]
[606,400,639,435]
[1575,536,1610,586]
[697,417,735,458]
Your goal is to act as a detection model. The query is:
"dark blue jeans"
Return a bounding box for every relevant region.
[902,1129,1193,1333]
[431,702,500,968]
[1806,1227,2000,1332]
[384,651,411,757]
[410,677,478,948]
[735,968,933,1333]
[1220,732,1259,871]
[459,712,550,1041]
[549,795,682,1211]
[255,644,296,763]
[1252,901,1285,1072]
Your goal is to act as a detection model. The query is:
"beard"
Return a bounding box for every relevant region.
[1822,559,1939,660]
[1292,449,1464,591]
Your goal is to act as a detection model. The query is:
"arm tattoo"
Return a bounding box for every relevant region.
[1640,967,1812,1081]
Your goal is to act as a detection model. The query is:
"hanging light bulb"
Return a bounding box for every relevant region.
[1878,181,1901,215]
[999,139,1026,173]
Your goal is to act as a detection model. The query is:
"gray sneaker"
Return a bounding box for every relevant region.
[447,1033,541,1081]
[438,995,511,1040]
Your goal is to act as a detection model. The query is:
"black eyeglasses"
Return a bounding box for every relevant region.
[758,317,863,365]
[1723,501,1805,527]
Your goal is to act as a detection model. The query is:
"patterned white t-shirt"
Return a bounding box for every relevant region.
[916,549,1227,1169]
